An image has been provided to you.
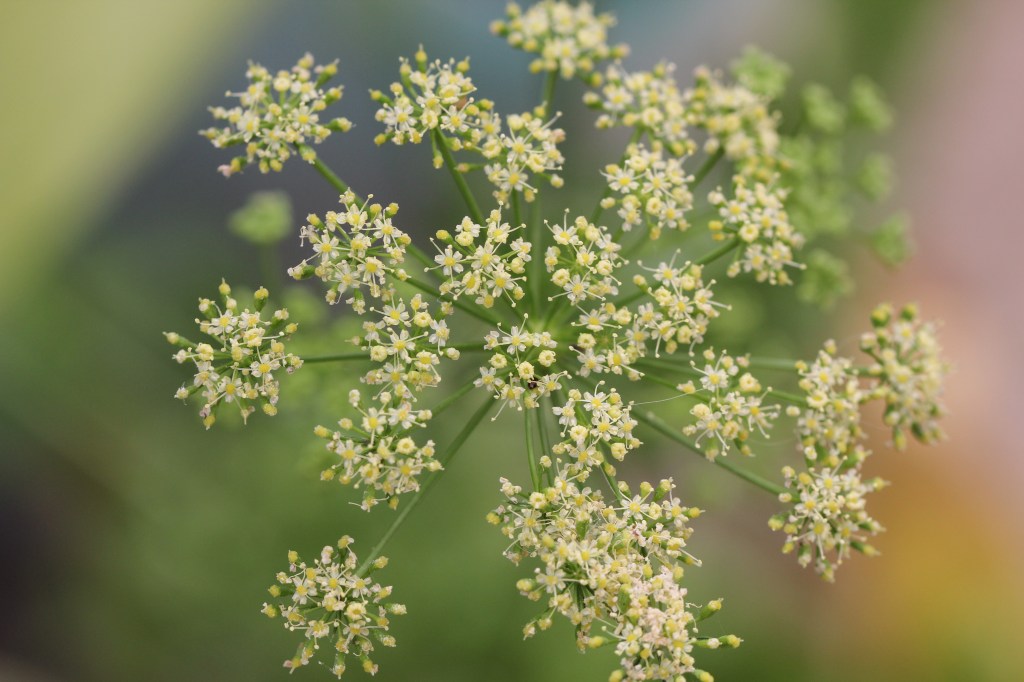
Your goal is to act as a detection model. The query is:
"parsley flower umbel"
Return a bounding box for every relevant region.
[165,281,301,428]
[709,175,805,285]
[201,53,351,176]
[433,209,532,308]
[601,143,694,238]
[795,340,866,464]
[172,3,950,678]
[586,61,692,155]
[770,465,887,582]
[861,303,948,449]
[491,1,627,82]
[289,191,411,311]
[677,349,780,459]
[263,537,406,677]
[490,475,739,681]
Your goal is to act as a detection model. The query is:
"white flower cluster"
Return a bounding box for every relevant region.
[263,537,406,678]
[571,301,644,380]
[774,304,947,578]
[490,476,738,681]
[585,61,692,155]
[770,466,887,582]
[634,259,723,355]
[288,191,411,311]
[374,50,566,203]
[600,143,694,238]
[433,209,532,308]
[709,175,805,285]
[686,65,780,165]
[327,291,455,507]
[481,111,566,203]
[551,387,640,475]
[359,291,452,397]
[490,1,626,81]
[545,214,623,306]
[677,349,780,459]
[613,566,737,682]
[795,340,866,464]
[166,281,301,428]
[373,50,480,145]
[201,53,351,176]
[861,303,947,449]
[476,323,563,411]
[568,258,722,382]
[290,190,457,505]
[315,389,439,511]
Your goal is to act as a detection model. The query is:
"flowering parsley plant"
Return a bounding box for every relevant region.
[166,2,948,679]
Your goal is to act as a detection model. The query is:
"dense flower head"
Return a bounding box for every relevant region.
[770,465,886,581]
[481,111,566,203]
[860,303,947,449]
[490,475,737,680]
[490,0,627,81]
[166,281,301,428]
[631,258,724,356]
[355,291,453,402]
[709,175,805,285]
[550,387,640,475]
[373,50,565,203]
[289,191,411,311]
[545,214,624,306]
[585,61,693,155]
[201,53,351,176]
[263,537,405,677]
[685,65,781,166]
[373,49,482,146]
[316,389,439,510]
[433,209,532,308]
[677,349,780,459]
[176,5,951,679]
[795,340,866,465]
[476,322,564,411]
[600,142,694,238]
[611,566,739,682]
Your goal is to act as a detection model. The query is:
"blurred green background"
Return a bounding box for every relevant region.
[3,1,1023,680]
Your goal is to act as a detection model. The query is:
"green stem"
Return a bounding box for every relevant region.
[634,409,786,497]
[541,71,557,115]
[301,351,369,364]
[635,367,693,390]
[746,357,800,372]
[539,293,564,331]
[408,243,441,278]
[357,397,494,575]
[433,130,484,224]
[691,148,724,188]
[600,464,626,501]
[529,204,545,320]
[525,409,542,491]
[534,403,553,486]
[767,389,807,407]
[430,378,478,417]
[511,190,523,231]
[696,238,740,266]
[303,342,488,365]
[298,144,359,200]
